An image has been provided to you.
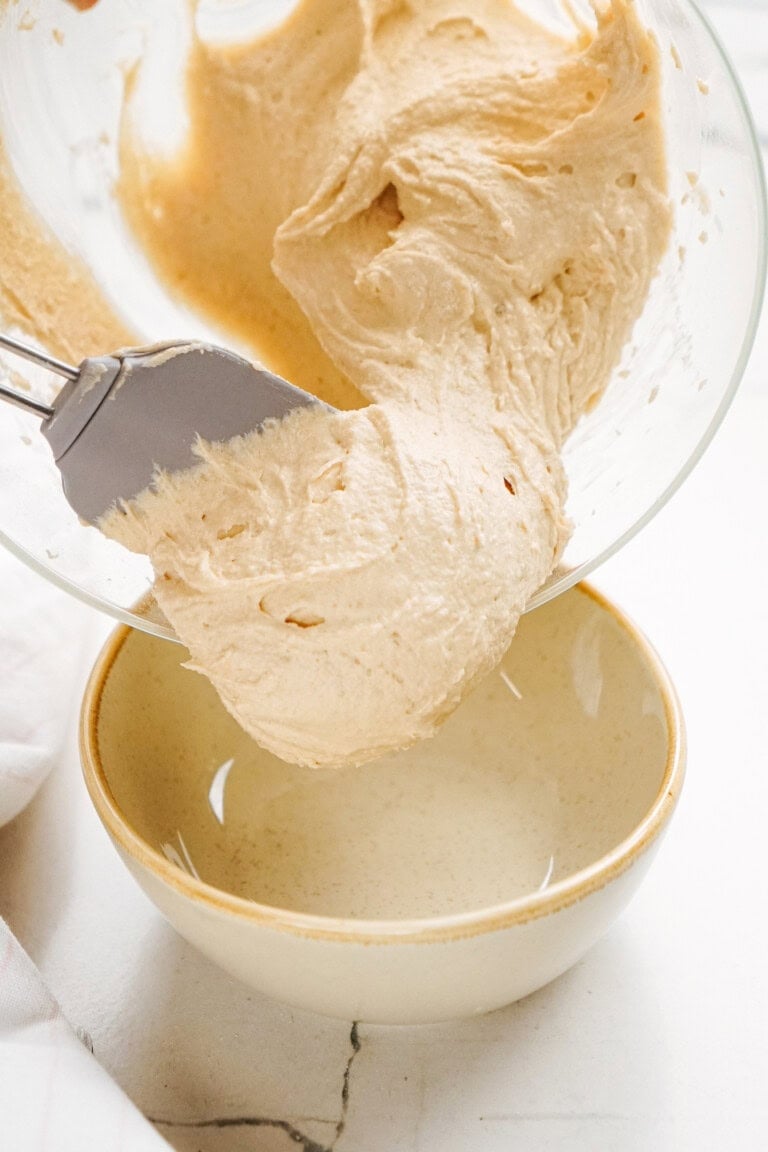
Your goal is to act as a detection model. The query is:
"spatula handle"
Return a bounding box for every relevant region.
[0,380,54,418]
[0,332,79,381]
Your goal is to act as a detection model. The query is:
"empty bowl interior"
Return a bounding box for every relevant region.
[89,584,676,923]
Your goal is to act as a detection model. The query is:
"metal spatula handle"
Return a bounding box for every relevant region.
[0,333,78,417]
[0,380,54,419]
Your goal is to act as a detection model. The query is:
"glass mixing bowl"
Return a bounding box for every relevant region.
[0,0,765,641]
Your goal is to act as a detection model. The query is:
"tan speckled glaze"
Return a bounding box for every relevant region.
[87,584,672,922]
[80,582,684,1027]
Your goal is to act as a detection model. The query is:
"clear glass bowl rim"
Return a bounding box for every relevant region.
[0,0,766,640]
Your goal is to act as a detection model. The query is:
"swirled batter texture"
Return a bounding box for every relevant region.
[103,0,669,767]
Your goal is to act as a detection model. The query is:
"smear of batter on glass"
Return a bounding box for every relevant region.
[100,0,672,768]
[1,0,671,768]
[0,137,129,362]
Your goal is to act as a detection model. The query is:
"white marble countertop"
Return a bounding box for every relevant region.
[2,3,768,1149]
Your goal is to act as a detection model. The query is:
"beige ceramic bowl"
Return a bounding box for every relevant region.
[80,583,685,1024]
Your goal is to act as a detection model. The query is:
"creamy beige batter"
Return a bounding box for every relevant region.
[105,0,669,767]
[0,138,130,362]
[1,0,670,768]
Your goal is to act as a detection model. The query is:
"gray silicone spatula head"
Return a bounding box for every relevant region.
[0,337,326,524]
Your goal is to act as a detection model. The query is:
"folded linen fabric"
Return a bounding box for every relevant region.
[0,919,170,1151]
[0,549,170,1148]
[0,545,88,828]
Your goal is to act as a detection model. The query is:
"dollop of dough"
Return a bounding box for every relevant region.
[104,0,670,767]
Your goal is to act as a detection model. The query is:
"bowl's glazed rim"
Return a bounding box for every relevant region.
[79,582,687,945]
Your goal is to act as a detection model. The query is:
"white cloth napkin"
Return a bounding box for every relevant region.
[0,548,170,1149]
[0,546,87,828]
[0,920,170,1151]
